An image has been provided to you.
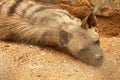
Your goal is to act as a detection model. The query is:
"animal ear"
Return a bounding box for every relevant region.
[81,12,97,29]
[58,30,73,47]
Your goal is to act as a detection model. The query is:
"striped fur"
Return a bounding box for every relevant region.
[0,0,76,22]
[0,0,81,44]
[0,0,103,66]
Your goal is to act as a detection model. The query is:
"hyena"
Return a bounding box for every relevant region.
[0,0,103,66]
[38,0,88,6]
[88,0,113,17]
[38,0,59,4]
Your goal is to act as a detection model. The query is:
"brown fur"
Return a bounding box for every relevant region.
[0,0,103,66]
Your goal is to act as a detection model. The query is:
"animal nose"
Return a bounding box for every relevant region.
[95,54,103,60]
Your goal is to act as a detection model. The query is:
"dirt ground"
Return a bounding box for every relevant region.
[0,3,120,80]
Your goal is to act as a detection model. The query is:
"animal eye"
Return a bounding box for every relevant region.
[95,40,100,45]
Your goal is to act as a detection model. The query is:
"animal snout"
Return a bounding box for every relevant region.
[78,47,103,66]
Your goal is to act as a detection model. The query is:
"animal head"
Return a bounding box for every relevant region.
[58,13,103,66]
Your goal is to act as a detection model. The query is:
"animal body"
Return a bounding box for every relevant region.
[38,0,86,6]
[0,0,103,66]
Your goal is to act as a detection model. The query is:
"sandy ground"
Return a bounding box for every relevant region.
[0,35,120,80]
[0,2,120,80]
